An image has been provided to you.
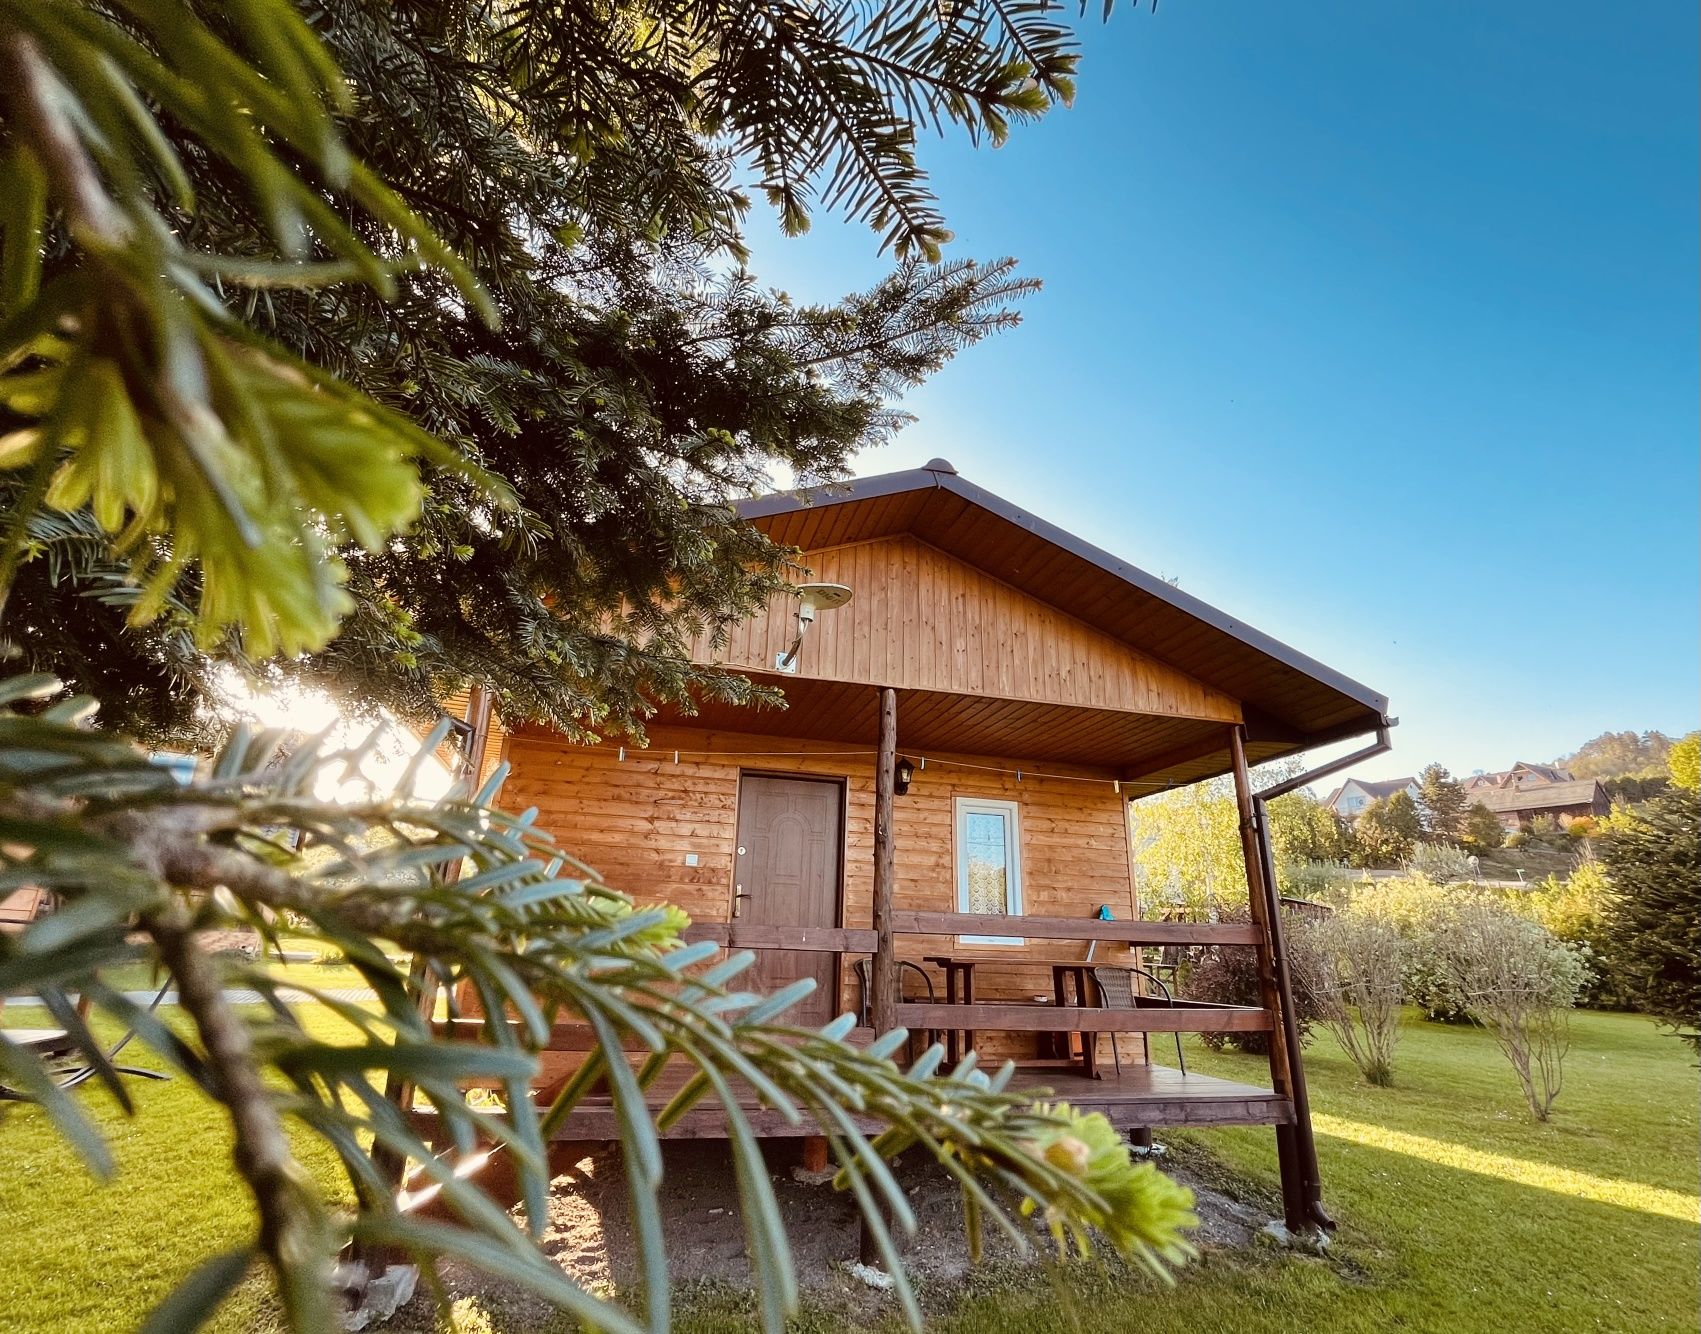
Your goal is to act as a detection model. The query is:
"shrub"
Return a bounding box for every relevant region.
[1669,731,1700,793]
[1432,902,1587,1120]
[1504,830,1529,850]
[1405,842,1476,885]
[1524,861,1627,1009]
[1278,859,1357,903]
[1179,906,1320,1055]
[1344,877,1474,1022]
[1291,909,1407,1087]
[1564,817,1597,840]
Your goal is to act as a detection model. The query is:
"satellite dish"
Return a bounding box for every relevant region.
[778,582,854,670]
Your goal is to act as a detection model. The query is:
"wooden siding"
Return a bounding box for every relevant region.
[748,475,1386,742]
[503,721,1147,1062]
[689,536,1240,723]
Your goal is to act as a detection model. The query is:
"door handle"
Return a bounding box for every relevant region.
[732,890,753,918]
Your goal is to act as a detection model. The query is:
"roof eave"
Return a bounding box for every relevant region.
[738,466,1392,725]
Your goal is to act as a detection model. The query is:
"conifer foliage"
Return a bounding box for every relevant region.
[0,0,1119,742]
[0,4,1199,1331]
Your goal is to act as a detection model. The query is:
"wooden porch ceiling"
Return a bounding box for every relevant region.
[651,674,1296,782]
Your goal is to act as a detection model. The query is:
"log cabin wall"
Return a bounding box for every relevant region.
[503,722,1148,1064]
[688,536,1241,724]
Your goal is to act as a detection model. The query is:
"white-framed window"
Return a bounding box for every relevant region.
[954,797,1024,944]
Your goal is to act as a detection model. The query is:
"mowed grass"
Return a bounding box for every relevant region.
[920,1008,1701,1334]
[1,1009,1695,1333]
[91,933,378,995]
[0,1008,353,1334]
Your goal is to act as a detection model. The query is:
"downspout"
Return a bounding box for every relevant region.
[1254,722,1394,1233]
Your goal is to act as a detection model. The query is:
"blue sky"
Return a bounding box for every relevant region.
[739,1,1699,781]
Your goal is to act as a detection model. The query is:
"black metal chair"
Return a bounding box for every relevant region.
[0,980,172,1101]
[1090,965,1186,1076]
[3,886,172,1101]
[852,958,939,1062]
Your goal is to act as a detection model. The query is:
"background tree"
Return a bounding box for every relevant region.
[1461,801,1506,855]
[1354,790,1422,866]
[0,2,1200,1328]
[1417,762,1467,843]
[1666,730,1700,794]
[1599,774,1700,1051]
[1,0,1102,746]
[1601,773,1669,805]
[1269,789,1354,867]
[1559,730,1675,782]
[1129,780,1245,918]
[1130,768,1348,918]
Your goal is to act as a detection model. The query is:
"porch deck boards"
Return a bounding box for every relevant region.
[498,1062,1290,1142]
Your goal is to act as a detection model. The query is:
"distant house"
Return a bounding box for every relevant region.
[1462,761,1575,794]
[1462,767,1609,830]
[1323,775,1421,820]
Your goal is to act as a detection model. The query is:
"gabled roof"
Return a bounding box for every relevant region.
[1470,779,1605,814]
[1465,762,1575,791]
[1323,776,1417,807]
[1510,761,1573,784]
[736,460,1391,785]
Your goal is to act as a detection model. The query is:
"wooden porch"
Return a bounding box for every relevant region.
[421,905,1295,1146]
[514,1061,1290,1143]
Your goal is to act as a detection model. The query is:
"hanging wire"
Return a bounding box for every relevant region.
[599,743,1177,791]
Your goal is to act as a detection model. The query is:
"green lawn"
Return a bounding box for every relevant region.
[1,1009,1694,1333]
[925,1009,1700,1334]
[89,933,378,995]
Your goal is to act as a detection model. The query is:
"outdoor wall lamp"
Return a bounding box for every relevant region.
[894,756,916,795]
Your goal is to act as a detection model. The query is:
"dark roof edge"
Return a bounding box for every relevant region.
[737,466,1392,721]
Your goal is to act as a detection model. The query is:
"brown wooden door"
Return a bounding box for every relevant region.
[734,775,844,1028]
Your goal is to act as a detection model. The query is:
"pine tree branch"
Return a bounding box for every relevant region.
[0,26,127,246]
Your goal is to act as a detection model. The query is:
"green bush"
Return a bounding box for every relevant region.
[1524,862,1626,1009]
[1278,859,1357,901]
[1461,802,1505,854]
[1339,878,1475,1022]
[1405,842,1476,884]
[1179,906,1321,1055]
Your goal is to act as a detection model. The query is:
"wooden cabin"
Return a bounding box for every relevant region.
[461,459,1393,1234]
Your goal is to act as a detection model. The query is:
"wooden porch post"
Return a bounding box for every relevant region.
[1227,724,1310,1234]
[359,686,493,1269]
[871,687,900,1033]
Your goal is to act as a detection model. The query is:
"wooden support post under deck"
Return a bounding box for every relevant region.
[1227,724,1310,1234]
[870,687,900,1034]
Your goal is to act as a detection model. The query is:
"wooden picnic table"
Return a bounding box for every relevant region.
[921,950,1138,1079]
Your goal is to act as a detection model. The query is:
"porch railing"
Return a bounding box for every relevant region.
[884,910,1270,1035]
